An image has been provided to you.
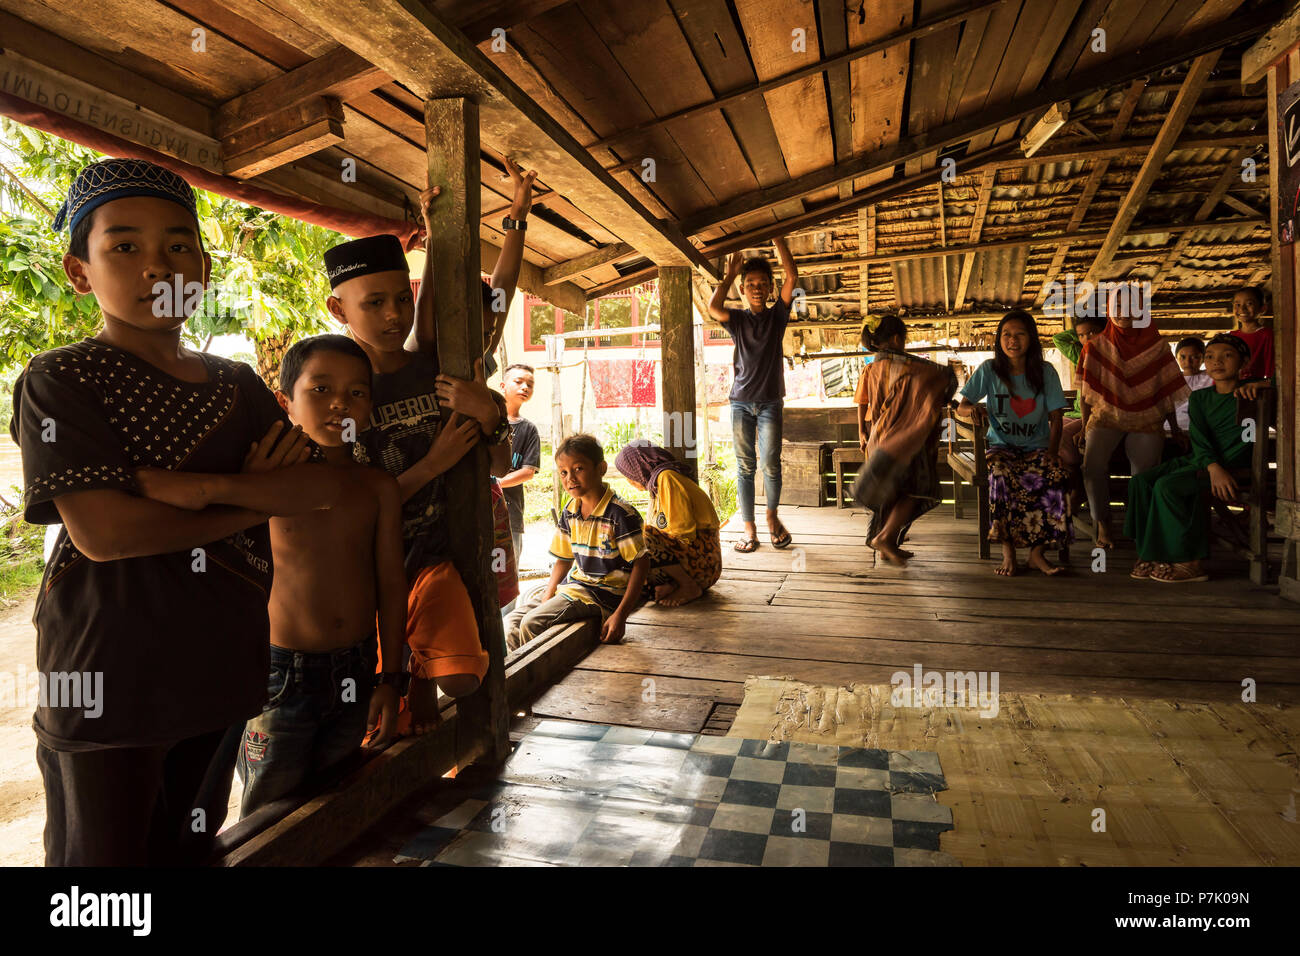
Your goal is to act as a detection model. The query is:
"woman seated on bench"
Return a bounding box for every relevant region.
[850,314,957,566]
[614,440,721,607]
[1127,334,1264,584]
[957,309,1072,577]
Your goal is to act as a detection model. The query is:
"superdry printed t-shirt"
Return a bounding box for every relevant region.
[11,339,287,751]
[357,351,450,577]
[959,360,1068,450]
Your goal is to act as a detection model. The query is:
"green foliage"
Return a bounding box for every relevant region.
[0,118,343,374]
[0,494,45,606]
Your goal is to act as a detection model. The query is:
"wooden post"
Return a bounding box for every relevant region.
[659,266,698,480]
[548,335,565,517]
[424,97,509,764]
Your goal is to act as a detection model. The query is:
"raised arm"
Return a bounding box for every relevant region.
[708,252,743,323]
[413,186,440,358]
[487,158,537,354]
[54,489,268,563]
[774,236,797,307]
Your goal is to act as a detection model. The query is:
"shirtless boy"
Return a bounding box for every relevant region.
[139,334,407,818]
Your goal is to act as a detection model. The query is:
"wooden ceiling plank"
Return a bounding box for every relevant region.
[733,0,837,204]
[165,0,315,69]
[581,0,760,207]
[483,34,675,221]
[507,12,717,220]
[216,48,389,139]
[903,0,967,176]
[1082,51,1221,285]
[593,0,1006,151]
[680,10,1272,235]
[985,0,1082,148]
[0,9,213,134]
[272,0,712,270]
[850,0,913,192]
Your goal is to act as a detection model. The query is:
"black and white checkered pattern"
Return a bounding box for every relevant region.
[396,721,956,867]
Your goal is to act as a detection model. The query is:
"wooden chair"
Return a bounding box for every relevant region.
[946,406,990,558]
[1209,391,1277,584]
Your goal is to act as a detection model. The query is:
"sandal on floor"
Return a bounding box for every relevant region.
[1151,562,1209,584]
[733,537,759,553]
[770,528,792,550]
[1130,560,1156,579]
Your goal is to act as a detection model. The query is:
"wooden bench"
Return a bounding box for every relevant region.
[832,445,866,508]
[945,407,990,558]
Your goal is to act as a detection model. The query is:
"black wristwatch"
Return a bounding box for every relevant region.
[502,216,527,232]
[374,671,410,695]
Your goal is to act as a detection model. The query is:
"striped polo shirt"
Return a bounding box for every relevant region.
[549,484,646,614]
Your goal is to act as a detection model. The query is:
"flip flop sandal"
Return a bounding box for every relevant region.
[1152,563,1209,584]
[770,529,793,550]
[733,537,759,553]
[1130,560,1156,579]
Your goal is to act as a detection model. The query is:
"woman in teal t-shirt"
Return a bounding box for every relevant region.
[957,310,1073,576]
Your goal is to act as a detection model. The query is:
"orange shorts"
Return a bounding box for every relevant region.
[402,560,489,682]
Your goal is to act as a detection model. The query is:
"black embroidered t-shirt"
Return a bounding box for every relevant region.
[358,351,450,577]
[504,416,541,536]
[11,339,287,751]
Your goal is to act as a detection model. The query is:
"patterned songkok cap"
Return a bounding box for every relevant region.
[53,158,198,233]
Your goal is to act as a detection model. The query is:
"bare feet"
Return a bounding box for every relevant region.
[654,583,676,602]
[1095,524,1114,549]
[659,577,704,607]
[870,531,909,567]
[866,537,914,560]
[996,544,1018,576]
[1027,546,1064,576]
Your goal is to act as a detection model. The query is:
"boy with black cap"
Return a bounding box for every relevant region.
[324,190,511,734]
[10,158,344,865]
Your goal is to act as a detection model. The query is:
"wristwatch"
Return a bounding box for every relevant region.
[374,671,411,695]
[502,215,528,232]
[485,413,511,446]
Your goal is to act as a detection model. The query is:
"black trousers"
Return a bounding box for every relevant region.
[37,725,241,866]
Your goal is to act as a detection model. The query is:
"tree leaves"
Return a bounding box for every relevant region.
[0,120,344,369]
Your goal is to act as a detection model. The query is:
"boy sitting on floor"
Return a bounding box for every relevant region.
[1126,334,1262,584]
[11,159,343,865]
[326,202,511,735]
[504,434,648,651]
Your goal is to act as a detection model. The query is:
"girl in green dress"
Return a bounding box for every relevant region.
[1125,334,1258,583]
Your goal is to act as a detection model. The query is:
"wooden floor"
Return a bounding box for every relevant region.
[528,504,1300,732]
[332,503,1300,866]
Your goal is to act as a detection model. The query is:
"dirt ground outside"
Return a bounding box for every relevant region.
[0,595,44,867]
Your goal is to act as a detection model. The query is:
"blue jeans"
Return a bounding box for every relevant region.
[236,640,375,819]
[731,400,783,523]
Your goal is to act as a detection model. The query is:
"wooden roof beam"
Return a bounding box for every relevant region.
[954,169,996,310]
[273,0,714,275]
[1036,77,1147,303]
[1083,53,1221,286]
[222,98,345,179]
[214,47,388,139]
[679,8,1279,236]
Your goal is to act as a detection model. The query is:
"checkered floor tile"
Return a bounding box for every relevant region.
[395,721,956,867]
